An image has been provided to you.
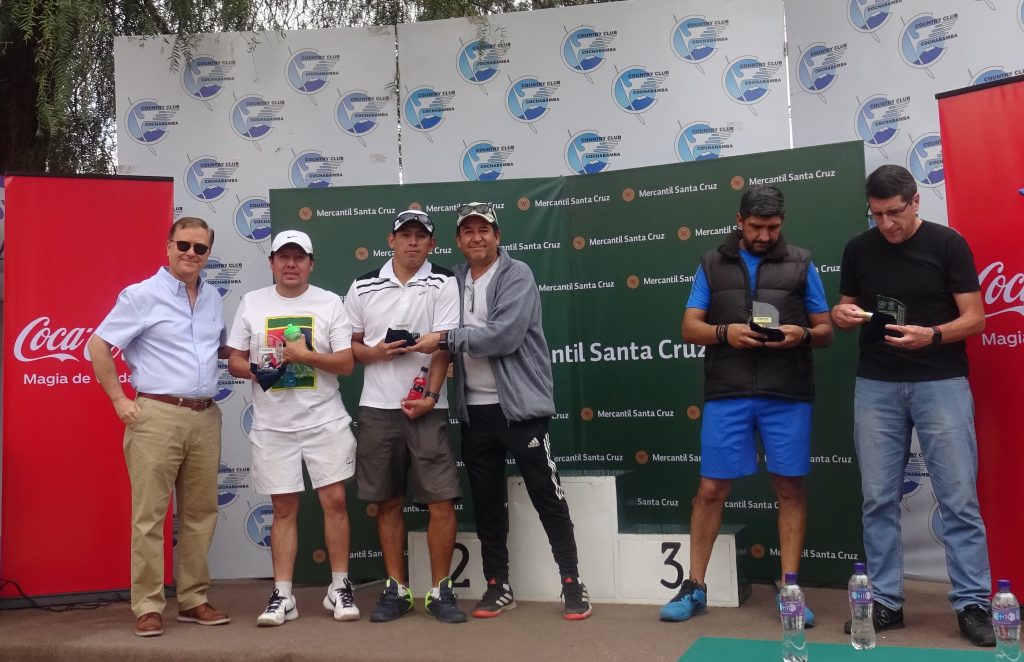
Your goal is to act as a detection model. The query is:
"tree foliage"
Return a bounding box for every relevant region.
[0,0,611,174]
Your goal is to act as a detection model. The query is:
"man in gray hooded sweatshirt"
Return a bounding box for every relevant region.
[412,202,592,621]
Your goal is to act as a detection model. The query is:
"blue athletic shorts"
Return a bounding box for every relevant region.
[700,397,812,479]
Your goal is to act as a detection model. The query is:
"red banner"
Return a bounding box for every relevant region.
[2,174,172,599]
[938,75,1024,594]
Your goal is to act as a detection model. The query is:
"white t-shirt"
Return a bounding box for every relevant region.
[463,262,500,405]
[345,260,458,409]
[227,284,352,432]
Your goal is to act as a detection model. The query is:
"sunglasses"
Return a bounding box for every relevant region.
[458,203,493,217]
[173,240,210,255]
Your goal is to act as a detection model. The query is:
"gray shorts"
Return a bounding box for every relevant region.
[355,407,461,505]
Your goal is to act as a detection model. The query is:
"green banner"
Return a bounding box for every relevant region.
[271,141,867,585]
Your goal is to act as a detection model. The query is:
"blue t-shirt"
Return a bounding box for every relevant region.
[686,248,828,313]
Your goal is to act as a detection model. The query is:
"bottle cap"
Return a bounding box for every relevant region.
[854,562,866,574]
[784,572,798,585]
[997,579,1011,592]
[284,323,301,337]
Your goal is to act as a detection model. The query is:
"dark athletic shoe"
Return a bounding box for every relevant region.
[424,577,467,624]
[958,604,996,647]
[844,600,905,634]
[561,576,593,620]
[472,579,516,618]
[370,577,413,623]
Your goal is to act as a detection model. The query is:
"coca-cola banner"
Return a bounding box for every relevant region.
[1,174,172,601]
[938,75,1024,594]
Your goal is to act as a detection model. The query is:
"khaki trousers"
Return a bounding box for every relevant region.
[123,397,222,616]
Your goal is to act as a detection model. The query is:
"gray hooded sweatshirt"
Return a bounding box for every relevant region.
[448,249,556,423]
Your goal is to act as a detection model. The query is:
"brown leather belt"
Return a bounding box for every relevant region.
[138,392,215,412]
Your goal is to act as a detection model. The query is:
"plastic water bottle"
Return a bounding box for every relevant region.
[406,366,428,401]
[282,324,313,378]
[993,579,1021,661]
[779,572,808,662]
[848,562,876,650]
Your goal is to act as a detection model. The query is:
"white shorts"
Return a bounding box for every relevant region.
[249,417,356,495]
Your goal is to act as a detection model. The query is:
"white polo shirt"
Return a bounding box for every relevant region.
[345,260,458,409]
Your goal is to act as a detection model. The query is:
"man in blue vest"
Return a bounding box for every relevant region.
[662,186,832,624]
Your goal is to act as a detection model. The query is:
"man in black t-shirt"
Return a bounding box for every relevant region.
[831,165,994,647]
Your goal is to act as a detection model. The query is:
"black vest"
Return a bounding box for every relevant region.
[701,230,814,401]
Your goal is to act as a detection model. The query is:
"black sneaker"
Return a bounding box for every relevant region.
[560,576,592,620]
[370,577,413,623]
[958,604,996,647]
[843,600,905,634]
[424,577,467,624]
[473,578,517,618]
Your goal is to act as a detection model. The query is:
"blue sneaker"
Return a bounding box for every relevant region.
[424,577,468,624]
[776,592,815,628]
[660,579,708,622]
[370,577,414,622]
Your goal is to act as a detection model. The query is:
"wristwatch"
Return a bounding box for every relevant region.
[931,326,943,346]
[800,327,812,347]
[425,391,441,401]
[438,330,449,351]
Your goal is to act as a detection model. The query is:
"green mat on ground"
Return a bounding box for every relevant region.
[679,637,993,661]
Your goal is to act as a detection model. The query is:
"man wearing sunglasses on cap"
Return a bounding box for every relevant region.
[410,203,593,621]
[226,230,360,627]
[343,209,466,624]
[89,217,231,637]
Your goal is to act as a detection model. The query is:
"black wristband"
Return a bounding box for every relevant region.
[800,327,812,347]
[438,331,449,351]
[425,391,440,401]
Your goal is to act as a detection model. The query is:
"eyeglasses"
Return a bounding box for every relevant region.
[458,203,493,217]
[174,240,210,255]
[866,201,910,221]
[466,281,475,313]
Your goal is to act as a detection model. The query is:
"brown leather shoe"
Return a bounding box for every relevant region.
[134,612,164,637]
[177,602,230,626]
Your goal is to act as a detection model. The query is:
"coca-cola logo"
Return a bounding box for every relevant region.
[978,262,1024,318]
[14,316,97,363]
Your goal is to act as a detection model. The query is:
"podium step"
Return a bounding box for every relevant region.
[409,475,749,607]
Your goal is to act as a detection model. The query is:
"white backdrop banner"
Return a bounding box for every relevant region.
[787,0,1024,224]
[787,0,1024,580]
[398,0,790,183]
[114,26,400,578]
[111,0,1022,581]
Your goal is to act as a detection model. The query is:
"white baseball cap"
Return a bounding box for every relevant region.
[271,230,313,255]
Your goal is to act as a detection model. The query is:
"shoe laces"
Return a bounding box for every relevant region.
[265,589,285,613]
[669,579,704,603]
[334,580,355,608]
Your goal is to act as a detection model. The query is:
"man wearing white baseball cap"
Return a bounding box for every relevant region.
[227,229,361,627]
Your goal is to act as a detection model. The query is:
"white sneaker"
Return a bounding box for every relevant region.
[257,589,297,627]
[323,578,360,622]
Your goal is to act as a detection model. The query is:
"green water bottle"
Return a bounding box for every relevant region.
[283,324,313,378]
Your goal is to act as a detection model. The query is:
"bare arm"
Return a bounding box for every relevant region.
[227,348,254,381]
[88,334,140,425]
